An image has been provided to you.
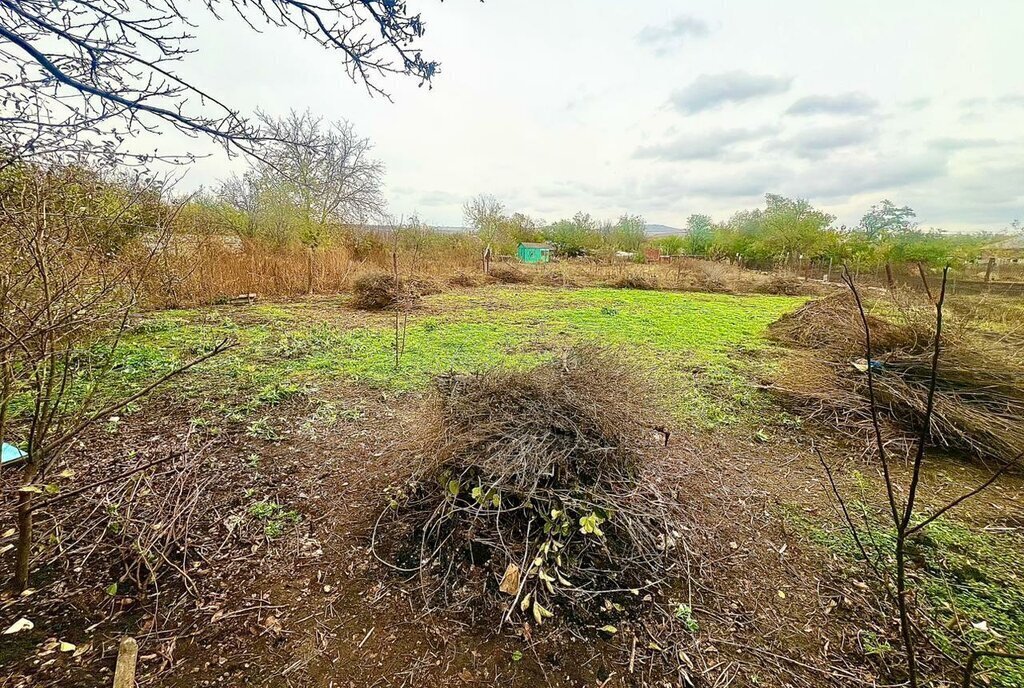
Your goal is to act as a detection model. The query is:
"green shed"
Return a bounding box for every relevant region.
[517,242,553,263]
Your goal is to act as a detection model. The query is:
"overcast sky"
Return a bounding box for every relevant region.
[164,0,1024,231]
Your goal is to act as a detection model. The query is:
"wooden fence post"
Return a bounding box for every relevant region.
[984,257,996,284]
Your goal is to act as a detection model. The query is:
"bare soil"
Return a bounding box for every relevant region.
[2,298,1021,688]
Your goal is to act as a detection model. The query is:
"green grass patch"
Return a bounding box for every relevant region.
[15,287,804,430]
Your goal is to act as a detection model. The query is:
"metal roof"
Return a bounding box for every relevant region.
[519,242,553,249]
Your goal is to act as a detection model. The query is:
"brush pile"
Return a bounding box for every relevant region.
[488,264,530,284]
[611,272,659,290]
[376,348,681,622]
[351,272,429,310]
[770,293,1024,463]
[755,275,826,297]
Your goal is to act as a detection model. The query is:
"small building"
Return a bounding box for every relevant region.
[517,242,553,264]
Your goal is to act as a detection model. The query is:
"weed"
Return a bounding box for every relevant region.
[862,631,895,657]
[246,417,280,441]
[257,382,302,405]
[673,603,700,633]
[248,500,301,538]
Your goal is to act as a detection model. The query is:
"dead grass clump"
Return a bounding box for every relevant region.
[376,348,682,622]
[770,295,1024,463]
[535,270,579,288]
[407,276,442,296]
[610,272,659,290]
[488,264,531,284]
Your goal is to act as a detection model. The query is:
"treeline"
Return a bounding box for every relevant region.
[1,146,1009,280]
[654,196,997,269]
[462,195,646,258]
[464,194,1004,269]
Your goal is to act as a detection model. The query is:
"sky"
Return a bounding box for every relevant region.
[155,0,1024,231]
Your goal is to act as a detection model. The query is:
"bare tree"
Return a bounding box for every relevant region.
[819,266,1021,687]
[0,0,439,167]
[463,194,505,246]
[255,109,386,229]
[0,162,231,590]
[217,109,386,291]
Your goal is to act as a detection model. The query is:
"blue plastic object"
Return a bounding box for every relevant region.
[1,442,27,467]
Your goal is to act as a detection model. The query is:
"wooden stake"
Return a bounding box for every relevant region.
[113,637,138,688]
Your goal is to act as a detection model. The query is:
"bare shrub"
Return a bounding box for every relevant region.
[534,269,579,288]
[406,276,442,297]
[374,348,681,622]
[693,262,735,293]
[448,272,481,288]
[755,275,824,296]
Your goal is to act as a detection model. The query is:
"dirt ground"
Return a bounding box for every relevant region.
[2,287,1022,688]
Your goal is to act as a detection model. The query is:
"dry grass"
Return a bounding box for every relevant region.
[141,231,841,308]
[375,347,683,621]
[755,274,826,297]
[448,272,482,288]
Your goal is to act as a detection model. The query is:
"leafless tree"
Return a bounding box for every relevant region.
[819,265,1021,688]
[217,109,385,291]
[463,193,505,243]
[254,109,385,229]
[0,0,439,167]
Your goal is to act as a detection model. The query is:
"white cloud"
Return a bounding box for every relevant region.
[149,0,1024,231]
[636,16,710,55]
[786,92,877,116]
[670,71,792,114]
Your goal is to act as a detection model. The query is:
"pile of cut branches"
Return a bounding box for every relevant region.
[350,271,430,310]
[374,347,683,624]
[770,293,1024,463]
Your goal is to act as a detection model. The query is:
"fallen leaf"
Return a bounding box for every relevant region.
[263,615,283,635]
[59,641,76,652]
[499,563,521,596]
[4,618,33,634]
[598,624,618,635]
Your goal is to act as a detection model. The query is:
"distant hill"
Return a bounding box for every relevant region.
[646,223,687,236]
